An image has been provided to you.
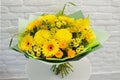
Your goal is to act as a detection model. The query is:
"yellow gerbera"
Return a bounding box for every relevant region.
[42,39,59,57]
[55,29,72,42]
[25,19,42,31]
[18,34,33,51]
[34,30,50,45]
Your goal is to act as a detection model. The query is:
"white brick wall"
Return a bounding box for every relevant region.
[0,0,120,80]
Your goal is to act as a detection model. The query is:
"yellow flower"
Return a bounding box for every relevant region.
[72,38,81,47]
[56,21,62,28]
[42,39,59,57]
[86,30,96,43]
[69,26,79,33]
[55,29,72,42]
[55,50,63,58]
[34,30,50,45]
[18,34,33,51]
[25,19,42,31]
[68,49,76,58]
[42,14,56,24]
[58,41,67,49]
[76,45,84,54]
[58,16,74,24]
[83,17,90,28]
[75,17,90,32]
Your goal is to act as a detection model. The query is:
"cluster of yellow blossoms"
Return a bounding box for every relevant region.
[18,14,95,59]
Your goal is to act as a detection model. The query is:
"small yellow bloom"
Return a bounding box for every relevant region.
[68,49,76,58]
[18,34,33,51]
[55,50,63,58]
[34,30,50,45]
[42,39,59,57]
[55,29,72,42]
[56,21,62,28]
[31,51,35,56]
[76,45,84,54]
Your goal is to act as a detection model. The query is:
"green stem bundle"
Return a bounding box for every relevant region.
[51,62,73,78]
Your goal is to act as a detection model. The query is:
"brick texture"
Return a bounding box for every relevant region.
[0,0,120,80]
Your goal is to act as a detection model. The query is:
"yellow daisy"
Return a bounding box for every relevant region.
[42,39,59,57]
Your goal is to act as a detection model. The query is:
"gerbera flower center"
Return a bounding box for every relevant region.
[27,42,30,45]
[47,44,54,52]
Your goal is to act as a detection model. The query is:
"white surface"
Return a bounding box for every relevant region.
[26,58,91,80]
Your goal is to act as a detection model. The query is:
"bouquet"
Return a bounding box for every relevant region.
[9,2,108,78]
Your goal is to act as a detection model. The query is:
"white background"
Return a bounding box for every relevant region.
[0,0,120,80]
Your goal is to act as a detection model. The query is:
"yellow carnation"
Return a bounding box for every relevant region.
[55,29,72,42]
[34,30,50,45]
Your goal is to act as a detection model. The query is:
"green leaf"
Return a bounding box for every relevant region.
[9,37,13,48]
[56,2,76,16]
[68,2,76,6]
[68,10,84,19]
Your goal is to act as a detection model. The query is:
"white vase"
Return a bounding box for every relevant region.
[26,57,91,80]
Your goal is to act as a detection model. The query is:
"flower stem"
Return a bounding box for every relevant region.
[51,62,73,78]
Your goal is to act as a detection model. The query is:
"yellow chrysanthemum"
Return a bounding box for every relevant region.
[42,39,59,57]
[55,29,72,42]
[42,14,56,24]
[18,34,33,51]
[34,30,50,45]
[86,30,96,43]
